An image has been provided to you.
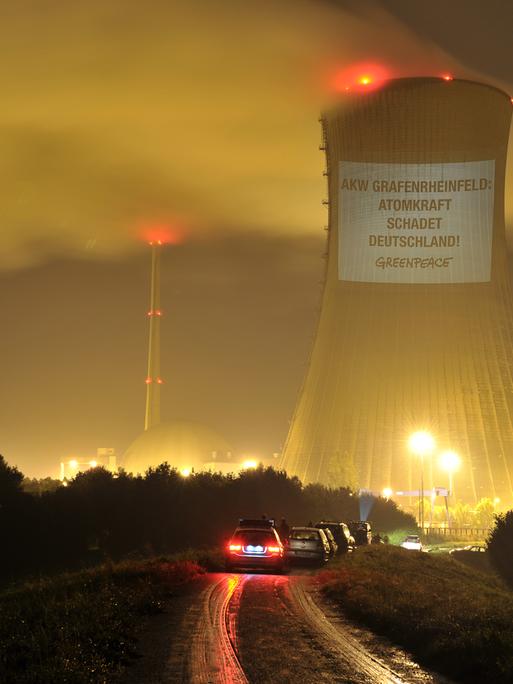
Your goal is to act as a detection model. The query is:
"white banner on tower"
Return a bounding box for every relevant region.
[338,160,495,284]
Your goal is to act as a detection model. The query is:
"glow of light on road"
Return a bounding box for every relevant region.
[241,459,258,470]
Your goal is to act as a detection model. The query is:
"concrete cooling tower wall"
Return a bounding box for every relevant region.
[281,77,513,504]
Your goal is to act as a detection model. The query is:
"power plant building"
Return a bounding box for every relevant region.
[281,77,513,503]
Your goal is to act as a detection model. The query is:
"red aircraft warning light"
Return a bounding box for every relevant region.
[442,74,454,81]
[141,222,184,247]
[332,63,390,93]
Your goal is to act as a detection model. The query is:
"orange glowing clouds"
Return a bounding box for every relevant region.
[140,222,185,246]
[330,64,459,94]
[332,62,390,93]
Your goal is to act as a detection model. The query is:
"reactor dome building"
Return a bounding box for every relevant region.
[280,77,513,503]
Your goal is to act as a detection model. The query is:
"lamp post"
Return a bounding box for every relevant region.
[439,450,460,529]
[439,450,461,501]
[409,431,436,531]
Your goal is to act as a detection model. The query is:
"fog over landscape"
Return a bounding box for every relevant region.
[1,0,512,476]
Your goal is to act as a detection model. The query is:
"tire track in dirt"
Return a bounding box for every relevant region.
[188,573,248,684]
[236,573,452,684]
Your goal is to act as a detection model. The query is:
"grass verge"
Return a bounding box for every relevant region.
[317,545,513,683]
[0,556,206,684]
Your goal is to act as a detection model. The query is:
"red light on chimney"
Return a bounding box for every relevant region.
[145,377,152,384]
[140,222,185,246]
[332,63,389,94]
[156,377,163,384]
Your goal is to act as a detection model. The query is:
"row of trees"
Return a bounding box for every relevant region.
[0,455,415,581]
[412,498,499,529]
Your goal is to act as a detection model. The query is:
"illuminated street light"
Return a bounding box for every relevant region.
[69,459,79,469]
[180,467,191,477]
[241,459,258,470]
[439,450,460,499]
[382,487,393,500]
[89,460,98,468]
[409,431,435,531]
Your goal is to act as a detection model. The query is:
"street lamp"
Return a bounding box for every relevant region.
[382,487,393,500]
[409,431,435,530]
[439,450,460,500]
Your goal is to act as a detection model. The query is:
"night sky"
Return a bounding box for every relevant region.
[1,0,512,477]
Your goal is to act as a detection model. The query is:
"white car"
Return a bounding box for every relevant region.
[401,535,422,551]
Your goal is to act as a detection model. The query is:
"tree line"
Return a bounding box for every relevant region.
[1,455,417,580]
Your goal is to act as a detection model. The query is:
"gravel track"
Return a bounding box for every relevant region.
[120,570,453,683]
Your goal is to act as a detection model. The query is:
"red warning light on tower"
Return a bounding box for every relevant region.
[332,63,390,93]
[140,222,185,246]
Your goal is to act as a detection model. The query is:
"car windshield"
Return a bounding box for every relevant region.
[290,529,319,541]
[235,530,275,545]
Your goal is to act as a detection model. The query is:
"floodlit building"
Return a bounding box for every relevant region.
[123,420,234,475]
[281,77,513,503]
[60,448,117,481]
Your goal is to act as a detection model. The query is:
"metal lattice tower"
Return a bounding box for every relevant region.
[144,241,163,430]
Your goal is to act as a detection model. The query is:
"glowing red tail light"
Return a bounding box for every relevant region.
[229,544,242,552]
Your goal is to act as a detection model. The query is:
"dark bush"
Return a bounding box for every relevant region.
[488,510,513,585]
[0,458,416,581]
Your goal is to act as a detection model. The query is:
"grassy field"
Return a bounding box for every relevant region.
[0,556,208,684]
[317,545,513,682]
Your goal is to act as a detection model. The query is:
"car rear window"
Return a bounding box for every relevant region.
[235,530,275,544]
[290,529,319,541]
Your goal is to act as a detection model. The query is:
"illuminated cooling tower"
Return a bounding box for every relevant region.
[281,77,513,503]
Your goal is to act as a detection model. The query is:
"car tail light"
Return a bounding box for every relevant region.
[268,545,281,553]
[229,544,242,552]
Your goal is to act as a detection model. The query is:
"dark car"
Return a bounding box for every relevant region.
[449,544,486,556]
[318,527,338,556]
[237,518,275,529]
[349,521,372,546]
[315,521,355,554]
[286,527,331,565]
[225,526,287,573]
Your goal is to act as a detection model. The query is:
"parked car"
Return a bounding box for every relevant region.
[349,521,372,546]
[237,518,276,529]
[320,527,338,556]
[287,527,331,565]
[401,534,423,551]
[225,525,287,572]
[315,521,355,554]
[449,544,486,556]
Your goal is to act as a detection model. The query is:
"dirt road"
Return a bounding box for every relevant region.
[122,571,452,684]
